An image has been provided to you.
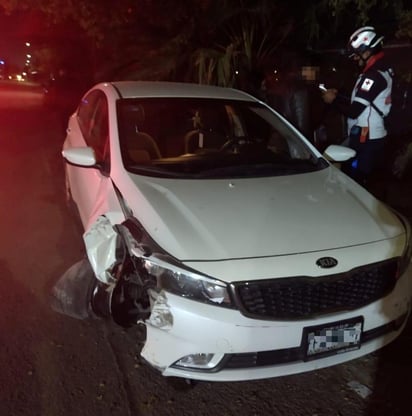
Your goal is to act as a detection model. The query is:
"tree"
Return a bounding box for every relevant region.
[176,0,412,88]
[0,0,410,85]
[190,1,294,89]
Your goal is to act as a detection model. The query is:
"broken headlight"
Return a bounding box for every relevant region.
[142,258,233,307]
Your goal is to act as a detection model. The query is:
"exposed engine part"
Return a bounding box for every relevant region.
[54,215,163,329]
[90,281,113,319]
[109,268,157,327]
[89,262,157,328]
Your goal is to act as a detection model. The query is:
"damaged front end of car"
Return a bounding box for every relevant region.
[52,213,230,339]
[52,214,171,328]
[87,215,164,328]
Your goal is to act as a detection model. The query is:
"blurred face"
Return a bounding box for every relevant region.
[350,50,371,68]
[301,66,319,82]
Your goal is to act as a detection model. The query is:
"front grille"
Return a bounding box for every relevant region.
[233,259,399,320]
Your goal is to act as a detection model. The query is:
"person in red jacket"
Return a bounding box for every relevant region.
[322,26,393,187]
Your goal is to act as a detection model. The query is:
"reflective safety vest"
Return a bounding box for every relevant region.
[348,69,392,140]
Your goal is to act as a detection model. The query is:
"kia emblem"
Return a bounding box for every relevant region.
[316,257,338,268]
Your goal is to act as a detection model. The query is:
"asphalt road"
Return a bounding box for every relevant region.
[0,82,412,416]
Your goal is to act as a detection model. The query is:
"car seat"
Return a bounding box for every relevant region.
[126,132,161,163]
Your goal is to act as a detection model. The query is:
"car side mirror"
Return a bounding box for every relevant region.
[62,147,97,167]
[323,144,356,163]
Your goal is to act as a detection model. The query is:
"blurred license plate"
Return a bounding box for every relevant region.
[303,317,363,360]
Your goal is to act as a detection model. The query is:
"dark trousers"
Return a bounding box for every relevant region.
[342,126,386,186]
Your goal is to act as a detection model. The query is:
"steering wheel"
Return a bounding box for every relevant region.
[220,137,245,152]
[220,136,265,152]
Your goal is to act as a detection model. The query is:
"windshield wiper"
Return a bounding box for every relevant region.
[197,160,320,178]
[127,165,188,178]
[127,154,327,179]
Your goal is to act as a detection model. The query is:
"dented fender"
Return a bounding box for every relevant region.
[83,215,119,284]
[84,214,155,282]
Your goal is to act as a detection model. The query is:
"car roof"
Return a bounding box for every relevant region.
[108,81,257,101]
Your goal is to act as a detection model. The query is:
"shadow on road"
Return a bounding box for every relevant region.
[0,259,50,414]
[363,172,412,415]
[365,318,412,415]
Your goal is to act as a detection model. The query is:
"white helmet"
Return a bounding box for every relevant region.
[347,26,384,57]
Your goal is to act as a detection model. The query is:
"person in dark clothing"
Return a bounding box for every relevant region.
[262,55,327,146]
[322,26,393,186]
[263,61,311,136]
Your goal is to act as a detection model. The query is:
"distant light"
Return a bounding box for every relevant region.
[0,60,4,65]
[26,54,31,59]
[25,42,31,47]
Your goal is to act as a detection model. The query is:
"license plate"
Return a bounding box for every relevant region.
[303,317,363,361]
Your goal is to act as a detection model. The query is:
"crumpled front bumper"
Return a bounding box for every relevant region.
[52,214,412,382]
[141,262,412,382]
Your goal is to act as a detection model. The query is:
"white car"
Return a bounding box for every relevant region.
[61,81,412,382]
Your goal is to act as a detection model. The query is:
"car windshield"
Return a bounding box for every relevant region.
[117,97,327,179]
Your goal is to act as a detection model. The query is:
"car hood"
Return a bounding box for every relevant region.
[122,167,403,261]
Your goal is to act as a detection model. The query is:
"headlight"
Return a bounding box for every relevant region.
[142,258,233,307]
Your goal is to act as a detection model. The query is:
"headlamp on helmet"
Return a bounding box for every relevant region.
[347,26,384,58]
